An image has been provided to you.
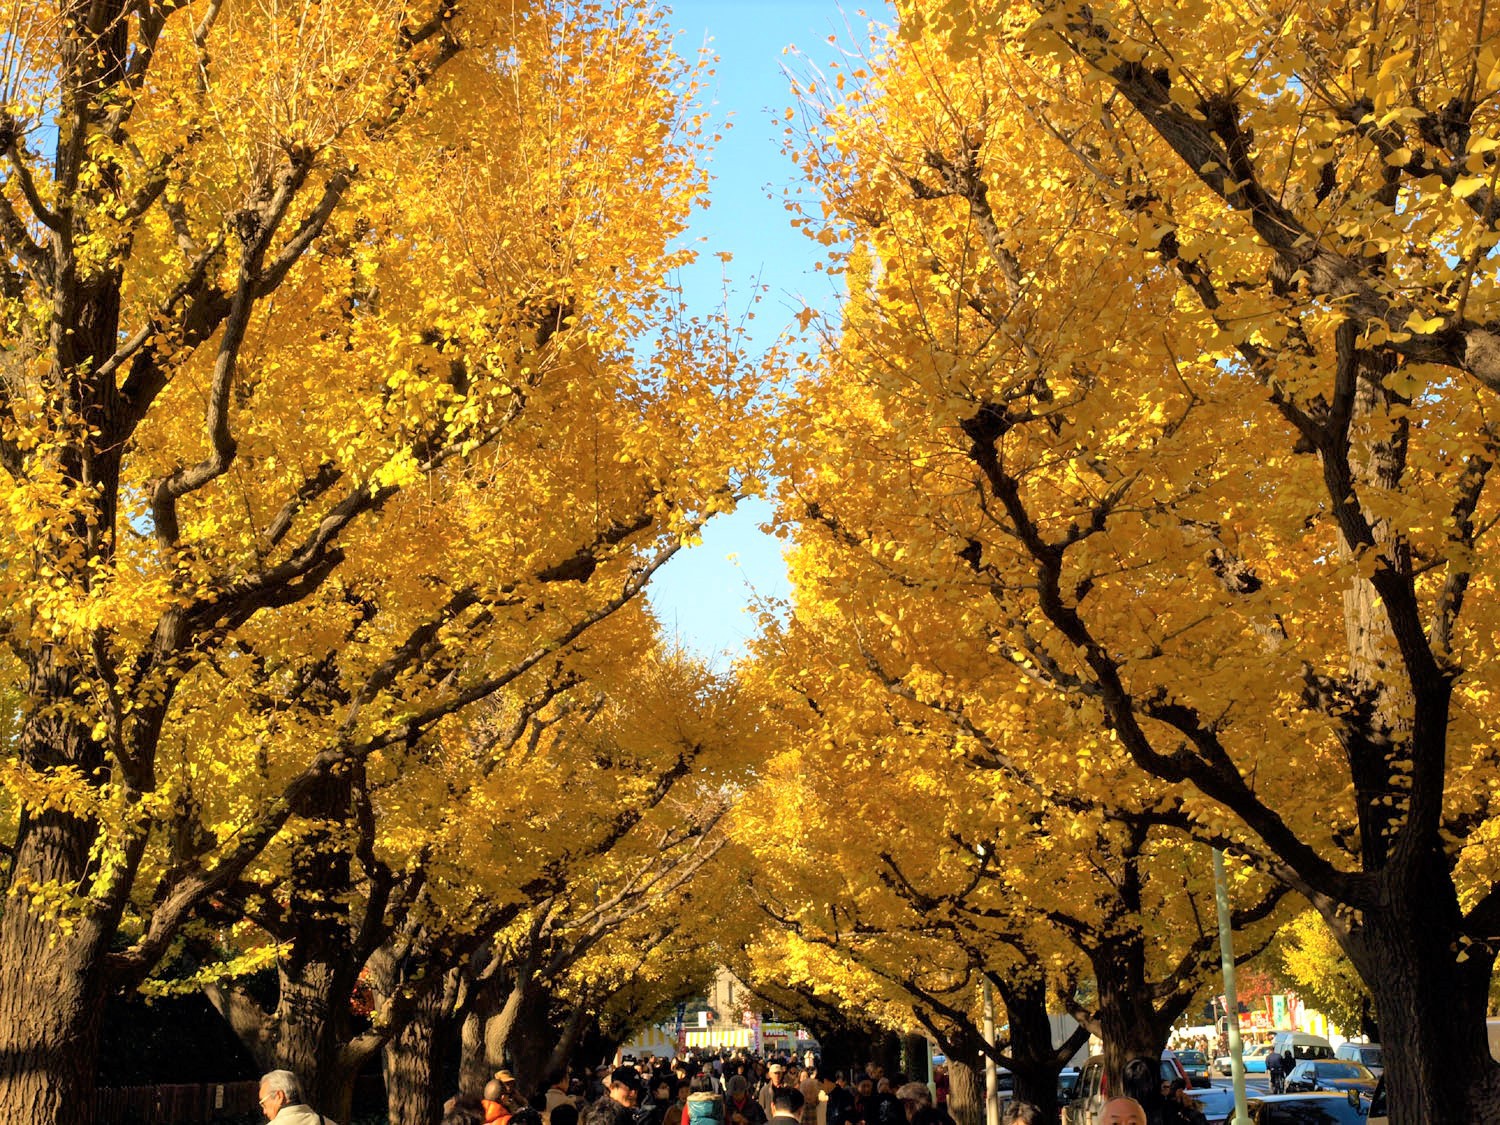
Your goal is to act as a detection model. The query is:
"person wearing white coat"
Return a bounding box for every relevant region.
[259,1070,338,1125]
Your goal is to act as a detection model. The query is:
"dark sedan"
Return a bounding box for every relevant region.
[1176,1049,1210,1080]
[1243,1094,1369,1124]
[1284,1061,1379,1096]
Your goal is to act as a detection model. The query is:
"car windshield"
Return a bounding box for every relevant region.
[1359,1048,1382,1067]
[1178,1051,1205,1064]
[1253,1098,1368,1124]
[1313,1064,1367,1079]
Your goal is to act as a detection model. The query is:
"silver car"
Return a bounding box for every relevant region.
[1333,1042,1383,1079]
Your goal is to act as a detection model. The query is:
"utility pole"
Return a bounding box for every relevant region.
[1213,847,1252,1125]
[982,977,999,1125]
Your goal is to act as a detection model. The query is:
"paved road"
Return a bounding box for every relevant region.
[1208,1075,1271,1096]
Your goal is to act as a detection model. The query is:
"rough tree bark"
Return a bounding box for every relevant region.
[994,975,1088,1125]
[384,985,451,1125]
[0,4,132,1123]
[941,1032,983,1125]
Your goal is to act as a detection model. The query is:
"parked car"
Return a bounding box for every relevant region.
[1175,1049,1209,1080]
[1213,1043,1275,1073]
[1056,1067,1080,1102]
[1184,1084,1235,1124]
[1284,1060,1379,1096]
[1270,1030,1335,1061]
[1161,1049,1190,1084]
[1242,1093,1370,1123]
[1333,1042,1383,1078]
[1064,1053,1188,1125]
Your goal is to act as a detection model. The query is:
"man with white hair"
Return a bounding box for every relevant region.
[759,1062,788,1118]
[893,1082,950,1125]
[258,1069,338,1125]
[1095,1097,1146,1125]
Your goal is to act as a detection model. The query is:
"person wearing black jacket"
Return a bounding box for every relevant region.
[1120,1058,1197,1125]
[586,1069,641,1125]
[768,1086,805,1125]
[821,1072,855,1125]
[639,1076,678,1125]
[870,1082,903,1125]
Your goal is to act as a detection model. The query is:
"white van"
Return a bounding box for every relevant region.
[1270,1030,1334,1061]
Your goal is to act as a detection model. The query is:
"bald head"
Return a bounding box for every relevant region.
[1096,1098,1147,1125]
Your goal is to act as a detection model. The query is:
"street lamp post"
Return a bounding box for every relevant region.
[982,976,999,1125]
[1213,847,1252,1125]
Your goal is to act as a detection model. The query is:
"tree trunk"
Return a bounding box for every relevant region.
[0,896,108,1125]
[1336,854,1500,1122]
[997,975,1080,1125]
[544,1004,591,1082]
[943,1037,983,1125]
[507,980,558,1094]
[385,991,446,1125]
[461,1010,494,1097]
[0,706,121,1125]
[874,1032,902,1080]
[900,1034,929,1084]
[1091,943,1172,1100]
[273,967,360,1124]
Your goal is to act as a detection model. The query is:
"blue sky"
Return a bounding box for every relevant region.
[645,0,889,667]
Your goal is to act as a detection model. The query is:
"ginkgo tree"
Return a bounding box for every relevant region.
[177,627,742,1125]
[779,1,1500,1120]
[739,598,1283,1120]
[0,3,763,1124]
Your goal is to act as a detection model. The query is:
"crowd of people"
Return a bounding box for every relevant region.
[253,1048,1209,1125]
[434,1054,966,1125]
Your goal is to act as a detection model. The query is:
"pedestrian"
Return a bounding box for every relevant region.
[642,1077,678,1125]
[586,1068,642,1125]
[544,1069,577,1124]
[1265,1049,1285,1095]
[850,1078,874,1125]
[760,1062,789,1118]
[799,1068,821,1125]
[495,1072,529,1114]
[258,1070,337,1125]
[769,1087,806,1125]
[870,1080,903,1125]
[484,1080,514,1125]
[728,1075,769,1125]
[1096,1098,1147,1125]
[689,1091,726,1125]
[667,1079,689,1125]
[1002,1104,1041,1125]
[822,1071,855,1125]
[1121,1057,1194,1125]
[1165,1082,1206,1125]
[893,1082,951,1125]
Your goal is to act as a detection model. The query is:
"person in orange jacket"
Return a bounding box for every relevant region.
[484,1079,513,1125]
